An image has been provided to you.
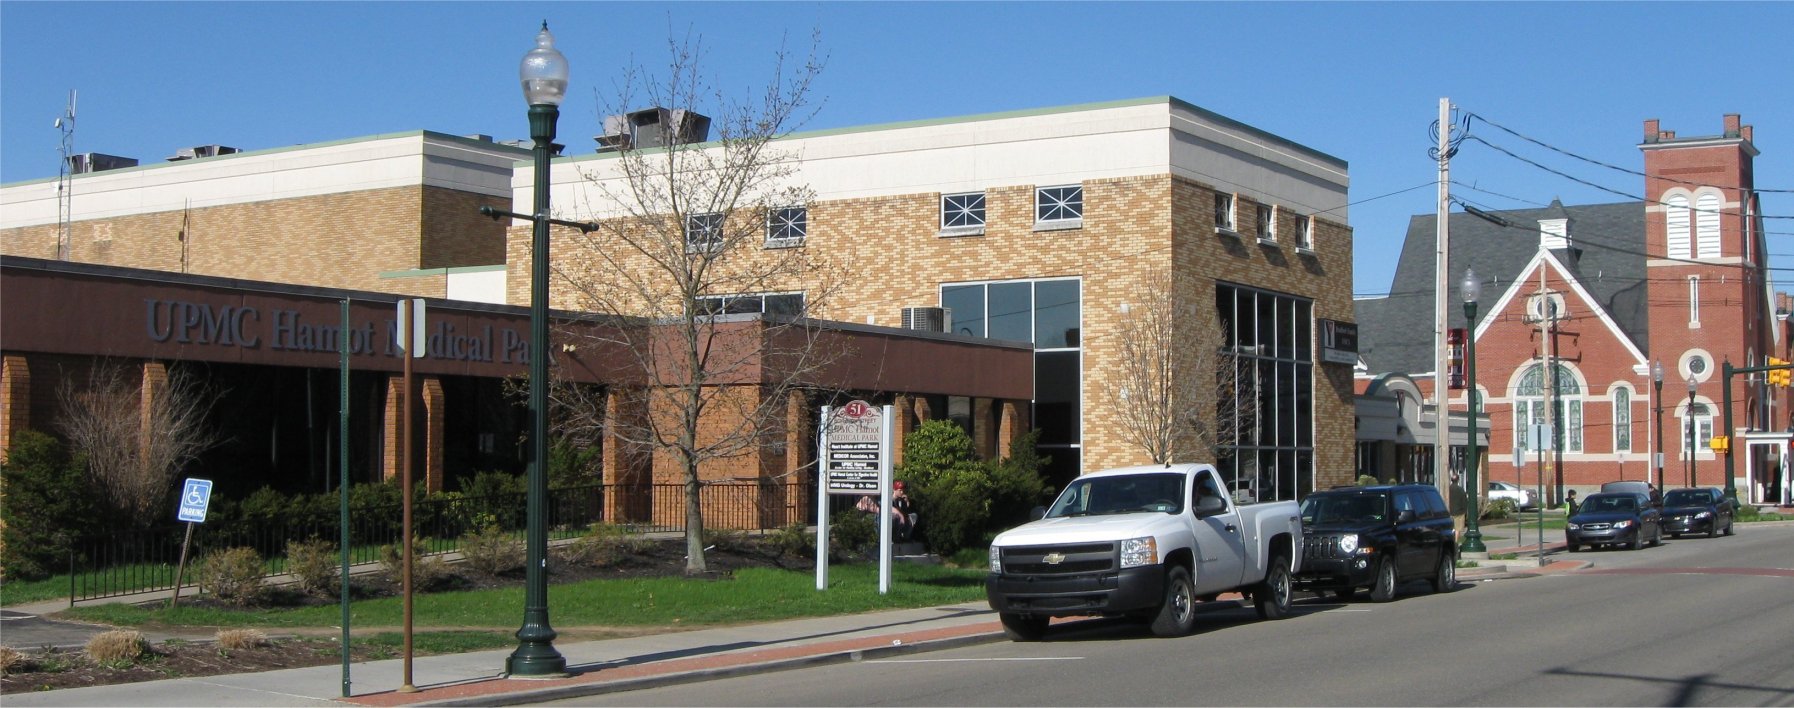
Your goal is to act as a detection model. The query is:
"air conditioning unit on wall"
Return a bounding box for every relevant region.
[901,306,951,333]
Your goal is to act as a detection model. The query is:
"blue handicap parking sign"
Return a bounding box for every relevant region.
[178,478,213,523]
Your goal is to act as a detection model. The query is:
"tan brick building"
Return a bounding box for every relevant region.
[523,97,1359,497]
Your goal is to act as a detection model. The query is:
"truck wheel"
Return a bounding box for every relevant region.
[1149,566,1198,637]
[999,613,1050,642]
[1253,553,1293,620]
[1429,553,1456,593]
[1369,557,1397,603]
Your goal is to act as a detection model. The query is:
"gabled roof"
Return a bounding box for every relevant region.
[1356,201,1646,375]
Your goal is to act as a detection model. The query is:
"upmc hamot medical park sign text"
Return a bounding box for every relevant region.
[142,298,534,365]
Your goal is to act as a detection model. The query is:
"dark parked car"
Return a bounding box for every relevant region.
[1567,492,1662,551]
[1660,487,1736,538]
[1295,485,1456,602]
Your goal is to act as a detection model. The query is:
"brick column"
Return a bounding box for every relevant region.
[0,355,30,461]
[784,392,813,527]
[973,397,995,459]
[998,399,1030,461]
[421,377,445,493]
[382,375,403,482]
[602,388,651,524]
[140,361,168,469]
[893,394,915,468]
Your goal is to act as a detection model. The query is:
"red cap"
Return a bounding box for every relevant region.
[894,480,906,489]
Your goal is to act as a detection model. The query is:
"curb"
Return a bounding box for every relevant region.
[406,627,1007,707]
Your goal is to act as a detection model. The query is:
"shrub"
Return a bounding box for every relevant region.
[197,547,266,606]
[0,431,95,580]
[704,527,750,553]
[898,420,995,556]
[987,430,1053,530]
[1356,474,1381,487]
[0,646,24,675]
[767,523,814,560]
[215,628,269,651]
[1483,498,1518,520]
[549,439,602,489]
[828,509,877,561]
[460,525,523,576]
[284,538,339,597]
[553,523,651,567]
[378,536,453,590]
[85,630,149,665]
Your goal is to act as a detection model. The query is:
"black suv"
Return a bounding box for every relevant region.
[1294,485,1457,602]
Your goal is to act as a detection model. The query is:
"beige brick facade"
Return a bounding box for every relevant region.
[1,185,507,297]
[525,171,1355,484]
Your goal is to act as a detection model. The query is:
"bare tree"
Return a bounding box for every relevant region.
[555,31,842,573]
[1107,267,1258,465]
[57,361,222,528]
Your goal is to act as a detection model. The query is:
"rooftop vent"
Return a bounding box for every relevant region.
[66,153,139,174]
[595,107,711,152]
[166,145,241,162]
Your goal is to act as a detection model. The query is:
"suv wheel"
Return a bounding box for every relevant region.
[1149,566,1198,637]
[1369,557,1397,603]
[1430,553,1456,593]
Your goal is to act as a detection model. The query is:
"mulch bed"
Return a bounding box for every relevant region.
[0,537,824,694]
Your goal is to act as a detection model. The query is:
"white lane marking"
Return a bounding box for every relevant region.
[868,657,1085,664]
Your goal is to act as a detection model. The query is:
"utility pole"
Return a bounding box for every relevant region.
[1538,266,1557,507]
[1434,97,1452,498]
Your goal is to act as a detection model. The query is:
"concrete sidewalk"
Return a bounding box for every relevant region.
[2,523,1594,708]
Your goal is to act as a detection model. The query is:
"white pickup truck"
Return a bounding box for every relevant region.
[985,463,1303,640]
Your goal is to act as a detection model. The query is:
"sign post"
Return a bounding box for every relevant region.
[816,401,894,593]
[395,298,425,693]
[169,478,213,609]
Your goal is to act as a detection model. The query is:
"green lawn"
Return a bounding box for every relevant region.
[59,563,988,631]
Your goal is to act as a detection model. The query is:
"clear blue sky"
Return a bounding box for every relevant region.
[4,2,1790,295]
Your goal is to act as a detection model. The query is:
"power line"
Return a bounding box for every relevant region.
[1464,134,1794,220]
[1469,111,1794,194]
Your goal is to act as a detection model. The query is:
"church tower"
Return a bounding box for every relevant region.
[1641,114,1765,486]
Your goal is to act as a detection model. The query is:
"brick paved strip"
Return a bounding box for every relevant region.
[1576,567,1794,578]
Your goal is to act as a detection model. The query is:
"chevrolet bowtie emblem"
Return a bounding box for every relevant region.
[1043,553,1066,564]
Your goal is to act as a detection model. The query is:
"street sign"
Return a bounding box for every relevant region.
[177,478,213,523]
[395,299,426,358]
[824,400,885,494]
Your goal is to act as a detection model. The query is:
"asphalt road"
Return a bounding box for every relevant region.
[548,525,1794,707]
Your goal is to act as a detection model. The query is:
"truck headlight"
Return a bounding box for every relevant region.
[989,546,1002,574]
[1120,536,1158,568]
[1613,520,1632,529]
[1695,511,1712,519]
[1338,533,1359,554]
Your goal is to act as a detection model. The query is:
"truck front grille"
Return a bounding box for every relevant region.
[1001,542,1116,576]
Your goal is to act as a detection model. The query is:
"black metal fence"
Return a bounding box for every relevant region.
[63,481,806,604]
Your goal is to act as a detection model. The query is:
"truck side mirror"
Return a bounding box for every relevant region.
[1195,495,1227,516]
[1397,509,1416,524]
[1029,506,1047,521]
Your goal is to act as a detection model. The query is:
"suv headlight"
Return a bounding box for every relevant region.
[1613,520,1633,529]
[1120,536,1159,568]
[1695,511,1712,519]
[989,546,1002,574]
[1338,533,1359,554]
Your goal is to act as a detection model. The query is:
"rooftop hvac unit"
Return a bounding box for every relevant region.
[166,145,240,162]
[594,107,712,152]
[901,306,951,333]
[66,153,139,174]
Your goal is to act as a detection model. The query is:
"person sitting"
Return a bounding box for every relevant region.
[857,481,917,541]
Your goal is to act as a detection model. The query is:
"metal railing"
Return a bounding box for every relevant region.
[62,481,808,604]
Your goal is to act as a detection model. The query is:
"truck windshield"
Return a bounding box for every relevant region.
[1300,493,1389,525]
[1046,473,1185,517]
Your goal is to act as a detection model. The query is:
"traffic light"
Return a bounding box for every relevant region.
[1709,435,1730,453]
[1770,358,1791,387]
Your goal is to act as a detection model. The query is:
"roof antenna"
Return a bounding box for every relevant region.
[54,89,77,261]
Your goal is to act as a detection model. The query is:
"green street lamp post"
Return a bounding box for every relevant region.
[1652,360,1664,488]
[507,22,569,678]
[1685,374,1697,489]
[1460,268,1486,553]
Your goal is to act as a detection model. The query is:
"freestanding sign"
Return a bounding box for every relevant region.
[170,477,214,608]
[177,478,213,523]
[816,401,895,593]
[825,400,885,494]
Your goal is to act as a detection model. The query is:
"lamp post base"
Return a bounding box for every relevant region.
[1461,527,1487,554]
[505,638,568,678]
